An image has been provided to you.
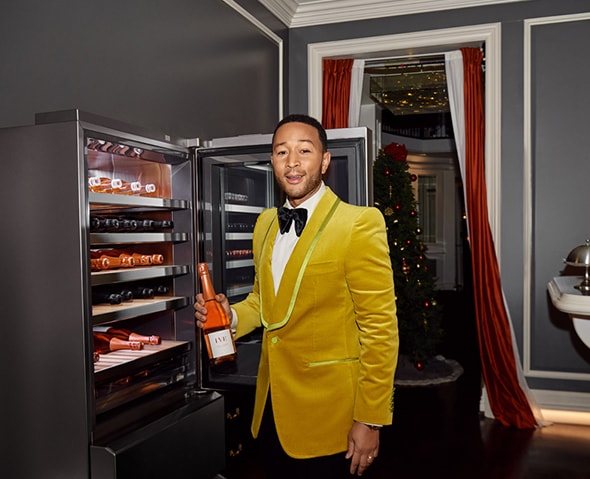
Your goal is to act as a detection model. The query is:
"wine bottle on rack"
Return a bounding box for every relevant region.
[93,248,155,266]
[92,291,123,305]
[154,285,169,295]
[150,253,164,265]
[89,251,136,271]
[197,262,237,365]
[90,217,121,232]
[90,257,135,271]
[116,218,139,231]
[119,289,134,301]
[93,332,143,354]
[135,219,173,231]
[93,326,161,345]
[88,177,123,194]
[112,180,142,195]
[130,286,155,299]
[137,183,157,197]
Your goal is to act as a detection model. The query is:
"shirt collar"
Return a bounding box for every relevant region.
[285,182,326,218]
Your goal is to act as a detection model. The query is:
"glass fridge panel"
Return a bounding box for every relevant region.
[198,147,279,301]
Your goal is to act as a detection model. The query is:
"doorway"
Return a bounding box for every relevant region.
[308,24,500,413]
[362,54,465,291]
[307,23,503,251]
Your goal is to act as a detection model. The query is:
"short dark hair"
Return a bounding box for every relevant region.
[272,114,328,153]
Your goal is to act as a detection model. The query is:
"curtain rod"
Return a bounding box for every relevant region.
[363,52,447,68]
[362,46,485,69]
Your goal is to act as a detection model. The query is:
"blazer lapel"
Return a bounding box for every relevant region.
[265,188,340,329]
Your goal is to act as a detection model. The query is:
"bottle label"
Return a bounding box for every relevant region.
[207,329,235,358]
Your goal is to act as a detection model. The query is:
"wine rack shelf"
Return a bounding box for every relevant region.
[92,296,191,324]
[94,340,192,415]
[226,259,254,269]
[91,265,189,286]
[94,340,190,374]
[224,204,264,214]
[89,192,190,212]
[90,232,189,245]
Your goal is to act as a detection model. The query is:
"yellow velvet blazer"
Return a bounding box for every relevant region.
[233,187,398,459]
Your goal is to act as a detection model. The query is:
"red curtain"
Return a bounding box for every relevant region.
[322,59,354,128]
[462,47,537,428]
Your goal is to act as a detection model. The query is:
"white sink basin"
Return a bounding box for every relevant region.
[548,276,590,349]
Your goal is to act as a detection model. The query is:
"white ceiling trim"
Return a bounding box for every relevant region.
[259,0,526,27]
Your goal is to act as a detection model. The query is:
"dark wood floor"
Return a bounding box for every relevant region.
[219,290,590,479]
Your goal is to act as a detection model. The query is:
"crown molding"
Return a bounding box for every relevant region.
[259,0,526,27]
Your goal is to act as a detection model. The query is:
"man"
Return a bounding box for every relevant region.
[195,114,398,478]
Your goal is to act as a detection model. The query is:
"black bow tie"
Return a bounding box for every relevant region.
[277,206,308,237]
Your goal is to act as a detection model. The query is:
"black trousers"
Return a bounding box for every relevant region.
[258,397,354,479]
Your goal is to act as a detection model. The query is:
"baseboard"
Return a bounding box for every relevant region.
[480,387,590,426]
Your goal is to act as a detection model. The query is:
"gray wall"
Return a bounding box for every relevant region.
[285,0,590,399]
[0,0,285,139]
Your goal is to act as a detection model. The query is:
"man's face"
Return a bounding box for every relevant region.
[271,121,330,207]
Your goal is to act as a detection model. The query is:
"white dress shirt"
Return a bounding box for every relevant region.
[271,182,326,293]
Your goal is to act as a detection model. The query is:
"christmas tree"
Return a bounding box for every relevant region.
[373,142,443,368]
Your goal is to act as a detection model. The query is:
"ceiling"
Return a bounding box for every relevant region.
[258,0,523,28]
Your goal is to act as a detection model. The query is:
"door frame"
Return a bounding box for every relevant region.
[307,23,502,250]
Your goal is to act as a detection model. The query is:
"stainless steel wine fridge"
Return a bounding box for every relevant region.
[0,109,373,479]
[0,110,223,479]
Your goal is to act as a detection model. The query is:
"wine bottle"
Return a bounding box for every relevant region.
[197,262,237,365]
[89,251,136,271]
[90,217,121,232]
[154,285,169,295]
[119,289,134,301]
[116,218,139,231]
[113,180,141,195]
[93,326,161,345]
[150,253,164,265]
[93,332,143,354]
[92,291,123,305]
[130,286,155,299]
[133,183,157,197]
[88,177,123,194]
[136,219,173,231]
[92,248,160,267]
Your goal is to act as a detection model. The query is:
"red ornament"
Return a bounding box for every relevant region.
[424,301,430,308]
[410,210,416,217]
[415,361,424,371]
[394,204,401,211]
[385,169,391,175]
[410,174,417,181]
[383,142,408,162]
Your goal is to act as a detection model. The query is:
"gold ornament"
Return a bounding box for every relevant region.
[384,207,394,216]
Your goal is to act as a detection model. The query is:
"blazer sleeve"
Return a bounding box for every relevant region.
[346,206,399,424]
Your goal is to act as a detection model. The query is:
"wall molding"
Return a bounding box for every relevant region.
[522,12,590,382]
[260,0,522,28]
[222,0,284,119]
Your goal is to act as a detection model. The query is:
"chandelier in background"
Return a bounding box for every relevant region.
[367,57,449,115]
